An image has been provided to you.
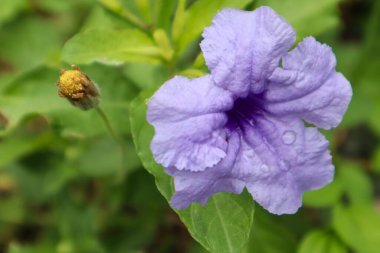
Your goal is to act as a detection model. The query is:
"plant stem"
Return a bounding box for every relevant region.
[95,106,126,182]
[121,9,151,31]
[95,106,117,141]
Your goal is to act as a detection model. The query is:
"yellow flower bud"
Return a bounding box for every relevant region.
[57,65,100,110]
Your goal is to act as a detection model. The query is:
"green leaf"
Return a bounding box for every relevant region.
[333,205,380,253]
[373,146,380,174]
[154,0,177,30]
[81,5,134,31]
[363,60,380,134]
[9,163,75,202]
[153,29,174,61]
[176,0,252,53]
[75,137,141,177]
[0,16,61,80]
[338,163,373,204]
[172,0,186,43]
[303,176,343,208]
[57,197,105,253]
[0,131,53,167]
[129,90,255,253]
[0,0,26,27]
[62,29,161,65]
[99,0,149,30]
[256,0,341,38]
[134,0,151,23]
[123,63,168,90]
[298,230,347,253]
[244,208,297,253]
[8,243,56,253]
[0,195,25,223]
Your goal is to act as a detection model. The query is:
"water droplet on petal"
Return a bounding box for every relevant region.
[294,73,305,88]
[260,164,269,172]
[245,150,255,159]
[279,160,290,171]
[282,130,296,145]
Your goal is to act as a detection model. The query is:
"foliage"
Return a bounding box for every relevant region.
[0,0,380,252]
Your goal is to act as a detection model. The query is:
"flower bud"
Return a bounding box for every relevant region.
[57,65,100,110]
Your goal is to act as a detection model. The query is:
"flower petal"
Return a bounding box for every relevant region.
[167,133,245,209]
[239,114,333,214]
[200,6,295,96]
[147,75,233,172]
[265,37,352,129]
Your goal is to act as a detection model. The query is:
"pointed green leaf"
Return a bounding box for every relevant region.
[244,209,297,253]
[0,0,26,26]
[333,205,380,253]
[298,230,347,253]
[154,0,177,30]
[256,0,341,38]
[176,0,252,53]
[62,29,161,65]
[303,176,343,208]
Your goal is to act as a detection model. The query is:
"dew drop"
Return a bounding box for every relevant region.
[245,150,255,159]
[260,164,269,172]
[279,160,290,171]
[282,130,296,145]
[294,73,305,88]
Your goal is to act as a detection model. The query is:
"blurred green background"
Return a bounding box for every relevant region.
[0,0,379,252]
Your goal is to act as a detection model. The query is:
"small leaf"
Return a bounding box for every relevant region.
[298,230,347,253]
[135,0,151,23]
[244,208,297,253]
[338,163,373,204]
[303,176,343,208]
[62,29,161,65]
[0,131,53,167]
[333,204,380,253]
[172,0,186,43]
[81,5,134,31]
[123,63,168,90]
[75,137,141,177]
[373,146,380,174]
[154,0,177,30]
[257,0,341,39]
[153,29,174,61]
[99,0,149,30]
[0,0,26,27]
[0,195,24,223]
[176,0,252,53]
[0,16,61,76]
[129,90,255,253]
[179,69,206,78]
[8,243,56,253]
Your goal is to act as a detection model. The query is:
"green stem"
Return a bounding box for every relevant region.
[99,1,150,31]
[95,106,118,141]
[121,9,151,31]
[95,106,126,182]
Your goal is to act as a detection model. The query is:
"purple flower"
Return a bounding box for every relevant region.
[147,7,352,215]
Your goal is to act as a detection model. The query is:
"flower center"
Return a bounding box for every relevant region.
[58,70,87,99]
[225,95,264,131]
[57,67,100,110]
